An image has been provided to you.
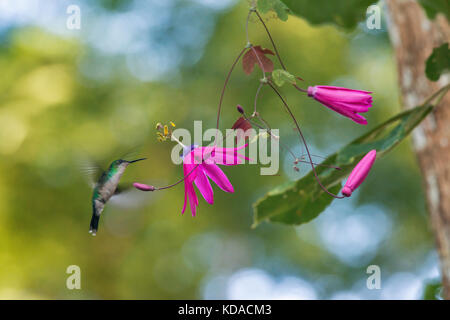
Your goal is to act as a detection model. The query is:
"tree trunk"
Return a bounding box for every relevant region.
[386,0,450,299]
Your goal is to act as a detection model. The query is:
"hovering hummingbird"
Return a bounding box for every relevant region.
[88,158,146,236]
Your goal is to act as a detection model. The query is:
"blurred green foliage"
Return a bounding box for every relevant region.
[257,0,290,21]
[0,0,437,299]
[425,42,450,81]
[282,0,449,29]
[281,0,375,29]
[419,0,450,20]
[422,280,442,300]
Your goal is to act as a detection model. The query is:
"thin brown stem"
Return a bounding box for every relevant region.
[216,47,246,131]
[268,81,344,199]
[245,115,298,161]
[255,10,287,70]
[257,115,271,130]
[155,164,200,191]
[245,9,253,44]
[245,114,339,169]
[255,10,308,92]
[253,82,263,115]
[293,84,308,93]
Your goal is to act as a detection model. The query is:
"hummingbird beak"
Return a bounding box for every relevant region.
[127,158,147,164]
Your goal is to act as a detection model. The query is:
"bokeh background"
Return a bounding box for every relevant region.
[0,0,440,299]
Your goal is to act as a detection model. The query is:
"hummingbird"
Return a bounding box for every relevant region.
[89,158,146,236]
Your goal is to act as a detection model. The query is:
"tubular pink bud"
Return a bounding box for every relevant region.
[133,183,155,191]
[237,104,245,114]
[342,150,376,197]
[308,86,373,125]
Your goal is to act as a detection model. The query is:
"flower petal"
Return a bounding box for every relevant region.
[186,182,198,216]
[315,85,372,94]
[201,145,249,166]
[331,101,370,113]
[194,168,214,204]
[183,162,198,183]
[309,85,372,125]
[182,184,188,214]
[202,163,234,193]
[182,161,199,216]
[317,99,368,125]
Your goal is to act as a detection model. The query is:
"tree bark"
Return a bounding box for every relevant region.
[386,0,450,298]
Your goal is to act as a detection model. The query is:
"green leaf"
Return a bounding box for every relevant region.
[253,99,439,227]
[257,0,272,13]
[418,0,450,20]
[272,69,296,86]
[280,0,375,29]
[257,0,290,21]
[272,1,290,21]
[422,280,442,300]
[425,43,450,81]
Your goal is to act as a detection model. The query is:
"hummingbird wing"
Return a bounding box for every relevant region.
[78,159,105,189]
[109,183,150,209]
[114,183,133,195]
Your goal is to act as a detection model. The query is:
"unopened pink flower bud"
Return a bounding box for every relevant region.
[342,150,376,197]
[237,104,245,114]
[308,86,373,125]
[133,183,155,191]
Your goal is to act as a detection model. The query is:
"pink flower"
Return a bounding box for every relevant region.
[182,144,248,216]
[308,86,373,125]
[342,150,376,197]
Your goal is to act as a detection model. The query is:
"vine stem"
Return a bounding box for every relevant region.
[155,5,344,194]
[254,9,307,93]
[245,8,253,45]
[268,81,344,199]
[215,47,246,132]
[154,46,249,192]
[154,164,200,191]
[255,10,287,70]
[253,81,263,115]
[244,113,339,169]
[245,8,266,80]
[245,113,297,159]
[248,80,339,170]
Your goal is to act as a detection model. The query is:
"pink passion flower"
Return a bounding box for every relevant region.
[342,150,377,197]
[308,86,373,125]
[182,144,249,216]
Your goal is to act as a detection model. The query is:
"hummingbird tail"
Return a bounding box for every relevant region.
[89,202,101,236]
[89,213,100,236]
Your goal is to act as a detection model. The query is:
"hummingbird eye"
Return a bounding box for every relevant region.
[113,159,125,165]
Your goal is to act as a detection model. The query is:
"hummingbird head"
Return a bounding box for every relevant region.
[110,159,127,170]
[111,158,147,169]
